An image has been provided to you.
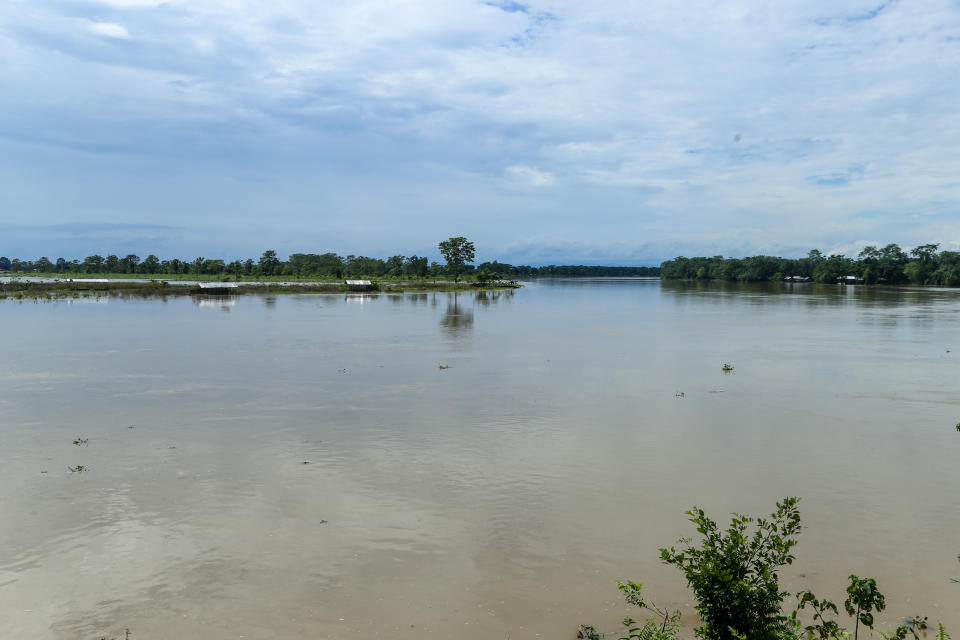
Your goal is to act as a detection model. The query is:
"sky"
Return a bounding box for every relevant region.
[2,0,959,265]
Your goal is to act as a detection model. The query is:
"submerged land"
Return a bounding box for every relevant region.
[0,277,522,299]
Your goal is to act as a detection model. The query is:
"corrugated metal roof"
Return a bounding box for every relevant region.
[345,280,372,285]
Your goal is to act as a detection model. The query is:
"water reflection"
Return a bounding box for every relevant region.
[440,293,474,336]
[657,281,960,333]
[475,289,514,306]
[194,295,237,311]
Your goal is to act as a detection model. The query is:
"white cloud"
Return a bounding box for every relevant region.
[89,0,169,6]
[83,20,131,39]
[506,165,554,187]
[1,0,959,261]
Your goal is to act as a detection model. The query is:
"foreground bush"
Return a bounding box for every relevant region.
[618,498,949,640]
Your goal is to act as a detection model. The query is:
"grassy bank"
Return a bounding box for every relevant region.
[0,279,521,299]
[5,271,478,283]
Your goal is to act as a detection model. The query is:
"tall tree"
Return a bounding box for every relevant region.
[259,250,280,276]
[82,255,105,272]
[403,255,428,278]
[120,254,140,273]
[438,237,475,283]
[141,254,161,274]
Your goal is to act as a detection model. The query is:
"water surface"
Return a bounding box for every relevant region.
[1,280,958,639]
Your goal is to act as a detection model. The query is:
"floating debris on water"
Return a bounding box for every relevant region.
[577,624,601,640]
[73,437,89,446]
[439,364,451,370]
[68,465,87,473]
[675,391,685,398]
[722,363,734,372]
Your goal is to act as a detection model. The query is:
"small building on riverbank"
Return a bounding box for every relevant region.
[345,279,375,291]
[837,275,864,284]
[191,282,239,295]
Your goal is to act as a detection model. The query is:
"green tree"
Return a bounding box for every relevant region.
[141,254,161,274]
[910,243,940,262]
[796,575,927,640]
[813,255,857,283]
[385,254,405,277]
[82,255,105,273]
[403,255,429,278]
[438,237,475,283]
[844,575,885,640]
[201,259,225,274]
[906,243,940,284]
[659,497,802,640]
[858,246,881,283]
[120,254,140,274]
[475,269,494,286]
[878,244,909,283]
[259,250,280,276]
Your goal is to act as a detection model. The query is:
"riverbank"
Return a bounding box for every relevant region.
[0,278,522,299]
[3,272,478,283]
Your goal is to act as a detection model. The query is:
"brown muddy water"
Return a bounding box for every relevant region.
[1,279,958,639]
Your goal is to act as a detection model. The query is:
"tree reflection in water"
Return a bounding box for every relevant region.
[440,293,474,336]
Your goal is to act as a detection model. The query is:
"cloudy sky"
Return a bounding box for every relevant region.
[2,0,959,265]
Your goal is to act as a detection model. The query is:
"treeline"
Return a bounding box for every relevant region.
[0,252,660,279]
[660,243,960,285]
[0,251,435,278]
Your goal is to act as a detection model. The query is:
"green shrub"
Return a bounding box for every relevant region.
[659,497,802,640]
[620,499,947,640]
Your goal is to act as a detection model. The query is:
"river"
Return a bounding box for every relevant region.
[1,279,958,639]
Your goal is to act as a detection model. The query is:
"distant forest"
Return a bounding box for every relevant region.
[660,243,960,285]
[0,251,660,279]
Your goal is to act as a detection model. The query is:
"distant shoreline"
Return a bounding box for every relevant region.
[0,278,522,299]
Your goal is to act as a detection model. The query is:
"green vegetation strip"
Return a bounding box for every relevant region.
[0,279,520,299]
[661,243,959,285]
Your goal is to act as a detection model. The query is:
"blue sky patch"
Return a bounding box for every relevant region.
[1,0,958,263]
